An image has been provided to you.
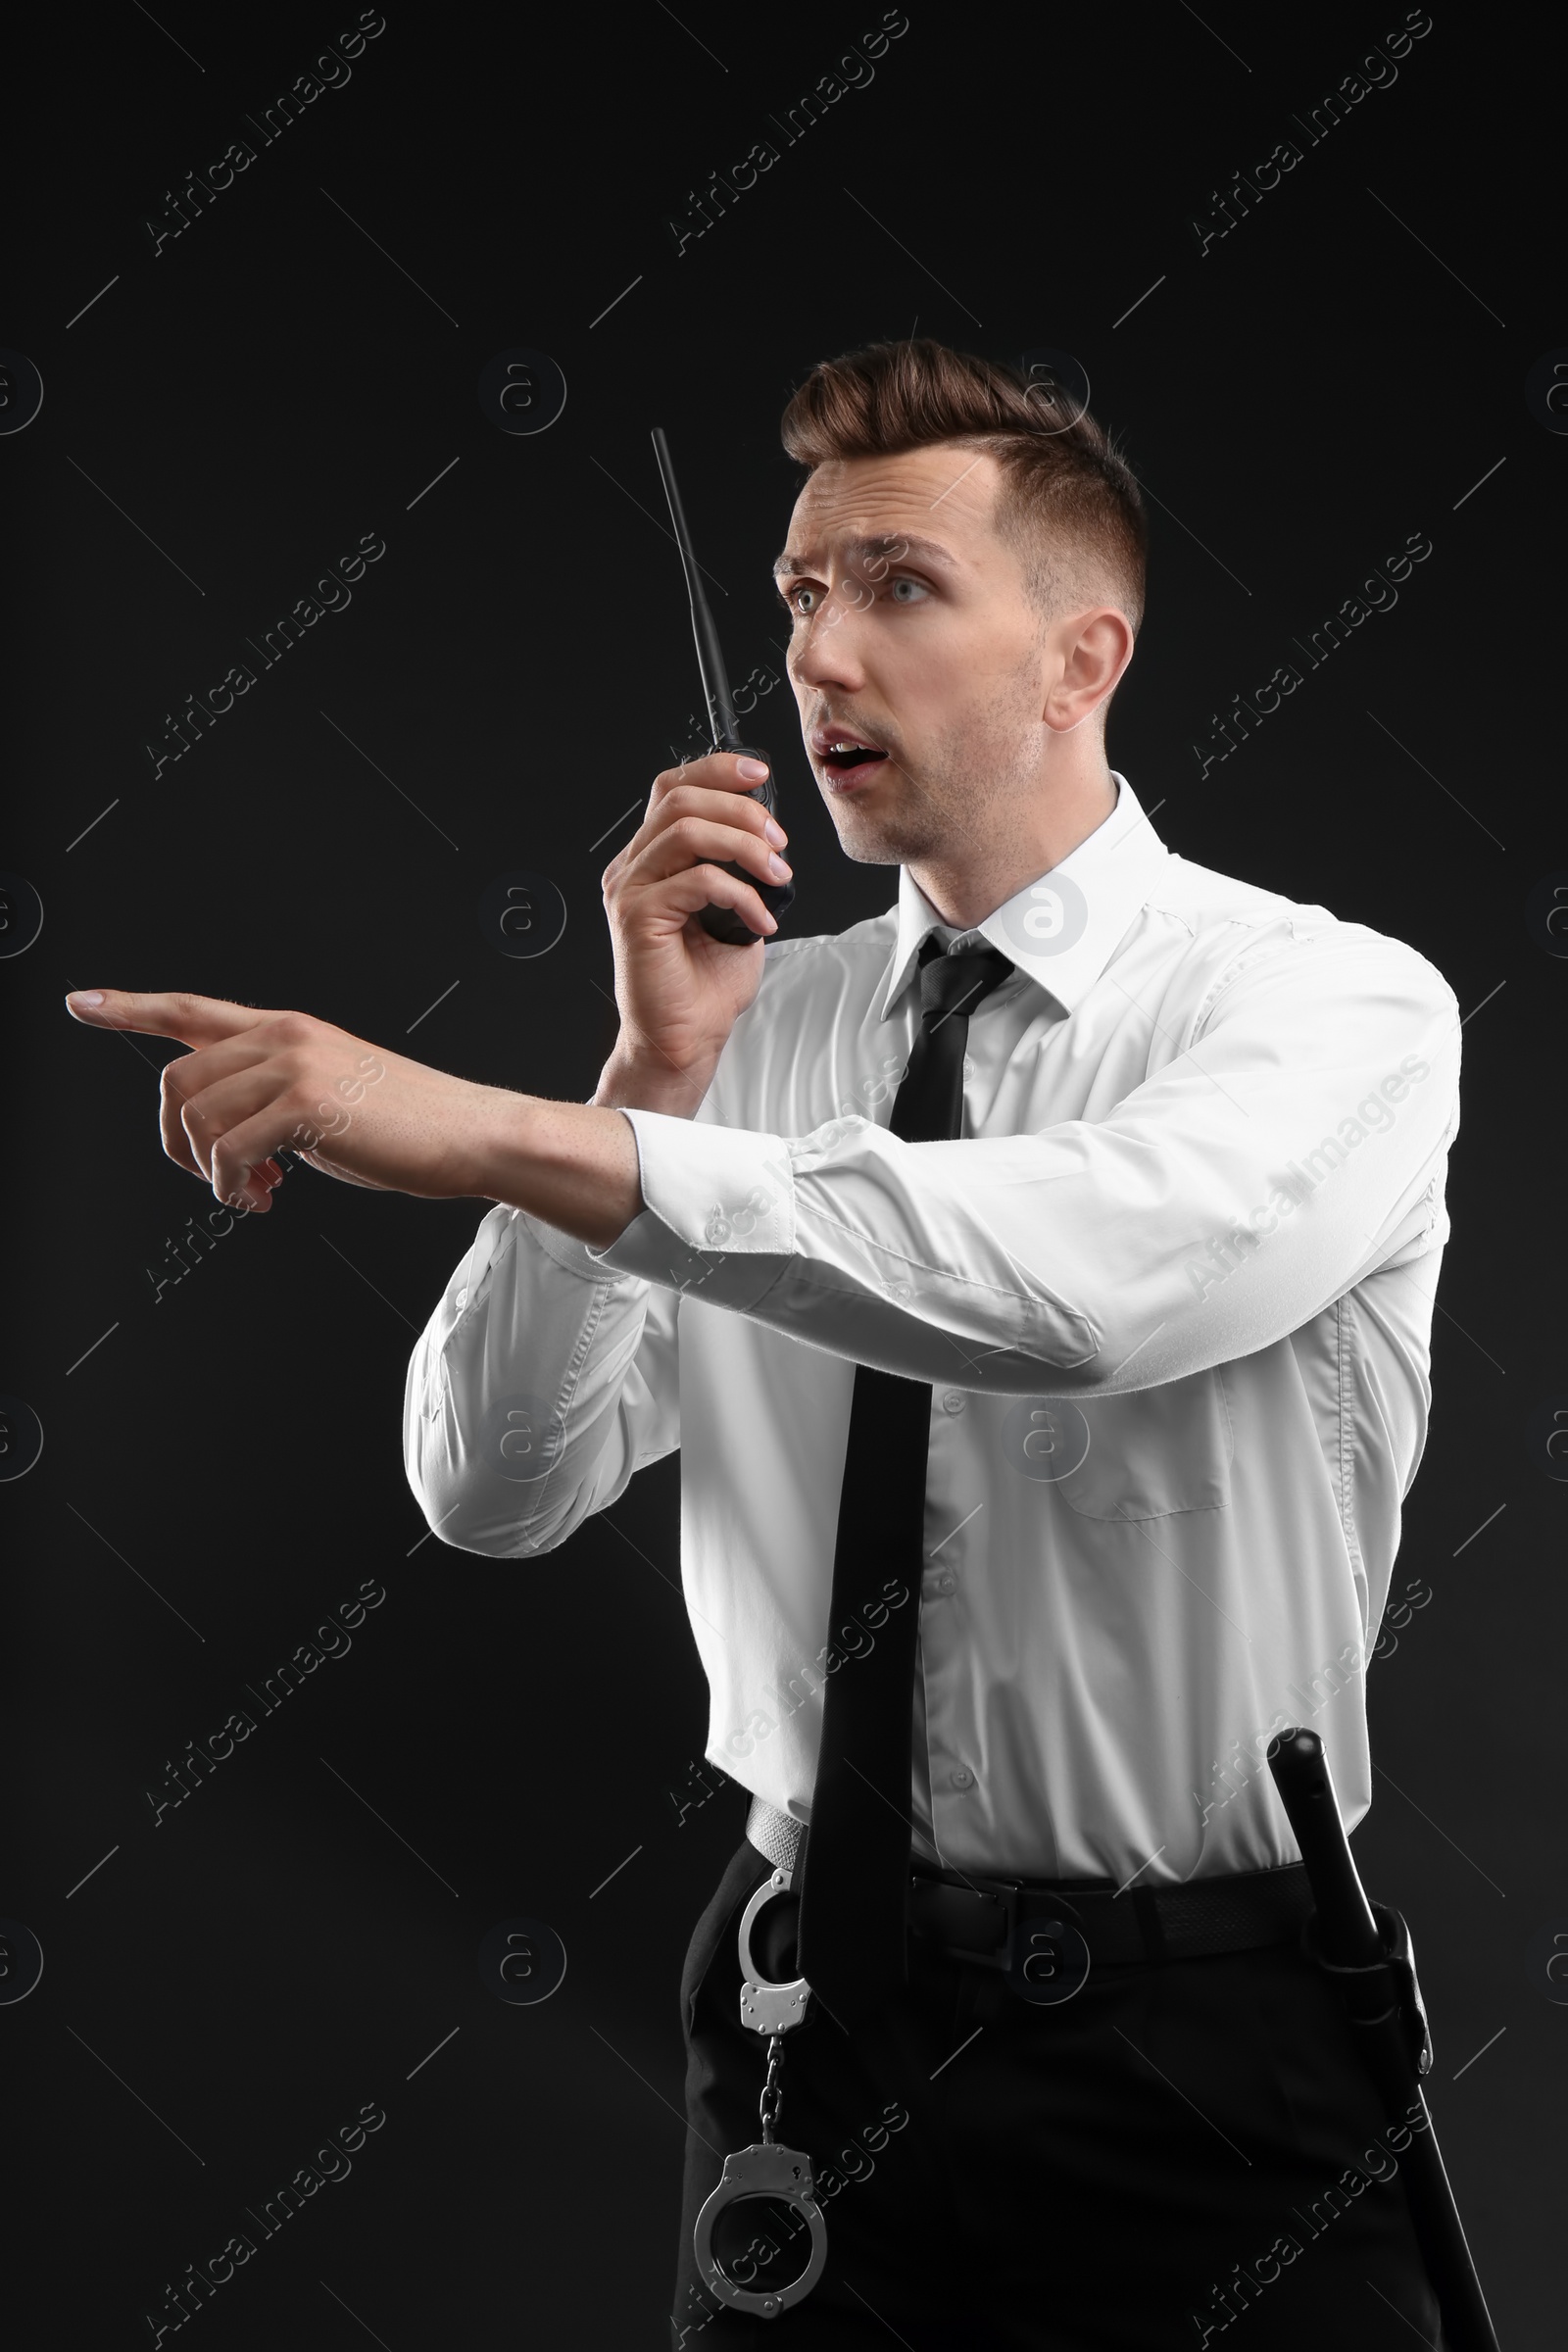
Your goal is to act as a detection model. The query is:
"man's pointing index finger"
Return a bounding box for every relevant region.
[64,989,281,1046]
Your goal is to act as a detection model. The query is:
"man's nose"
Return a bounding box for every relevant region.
[790,594,870,692]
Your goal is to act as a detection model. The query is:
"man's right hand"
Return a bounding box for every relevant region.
[595,751,793,1116]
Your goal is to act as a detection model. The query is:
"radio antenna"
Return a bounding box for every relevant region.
[652,425,742,753]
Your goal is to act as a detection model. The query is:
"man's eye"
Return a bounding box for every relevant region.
[889,576,929,604]
[788,584,822,614]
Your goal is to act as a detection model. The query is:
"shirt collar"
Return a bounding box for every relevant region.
[877,771,1171,1022]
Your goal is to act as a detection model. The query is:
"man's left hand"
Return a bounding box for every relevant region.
[65,990,508,1213]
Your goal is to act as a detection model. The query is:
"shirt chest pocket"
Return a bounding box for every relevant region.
[1007,1368,1234,1521]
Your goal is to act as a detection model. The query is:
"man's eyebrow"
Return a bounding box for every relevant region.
[772,533,961,578]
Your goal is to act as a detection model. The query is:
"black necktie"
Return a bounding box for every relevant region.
[795,935,1015,2033]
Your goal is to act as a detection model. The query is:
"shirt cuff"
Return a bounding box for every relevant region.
[588,1106,796,1298]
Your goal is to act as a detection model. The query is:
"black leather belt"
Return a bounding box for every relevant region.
[746,1795,1313,1983]
[906,1855,1314,1971]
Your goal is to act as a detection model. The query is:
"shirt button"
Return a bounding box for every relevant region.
[455,1288,467,1308]
[941,1391,966,1414]
[935,1572,956,1595]
[951,1767,975,1790]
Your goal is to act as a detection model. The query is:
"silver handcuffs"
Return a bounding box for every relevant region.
[692,1862,829,2320]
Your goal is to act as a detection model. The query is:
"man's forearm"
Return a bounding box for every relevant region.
[478,1089,647,1249]
[470,1034,722,1249]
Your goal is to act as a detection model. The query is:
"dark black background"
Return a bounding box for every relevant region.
[4,2,1563,2343]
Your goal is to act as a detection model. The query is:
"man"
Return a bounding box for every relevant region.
[66,341,1459,2348]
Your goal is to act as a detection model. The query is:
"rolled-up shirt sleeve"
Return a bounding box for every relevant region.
[589,927,1461,1396]
[403,1200,681,1557]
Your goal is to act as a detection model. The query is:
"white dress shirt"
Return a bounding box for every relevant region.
[403,775,1461,1887]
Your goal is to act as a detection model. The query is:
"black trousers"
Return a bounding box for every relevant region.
[670,1840,1446,2349]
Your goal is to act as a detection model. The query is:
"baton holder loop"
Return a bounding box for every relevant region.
[1301,1898,1433,2077]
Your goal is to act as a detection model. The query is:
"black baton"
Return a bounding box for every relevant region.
[1267,1727,1500,2351]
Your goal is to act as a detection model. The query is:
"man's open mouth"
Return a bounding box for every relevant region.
[814,730,891,782]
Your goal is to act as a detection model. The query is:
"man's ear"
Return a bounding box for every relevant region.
[1043,607,1134,733]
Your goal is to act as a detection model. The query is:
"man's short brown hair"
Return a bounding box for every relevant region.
[780,338,1147,637]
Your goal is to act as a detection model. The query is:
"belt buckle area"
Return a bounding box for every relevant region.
[907,1870,1019,1973]
[1008,1886,1094,2008]
[957,1876,1019,1976]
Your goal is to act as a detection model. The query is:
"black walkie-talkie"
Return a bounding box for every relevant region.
[652,425,796,946]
